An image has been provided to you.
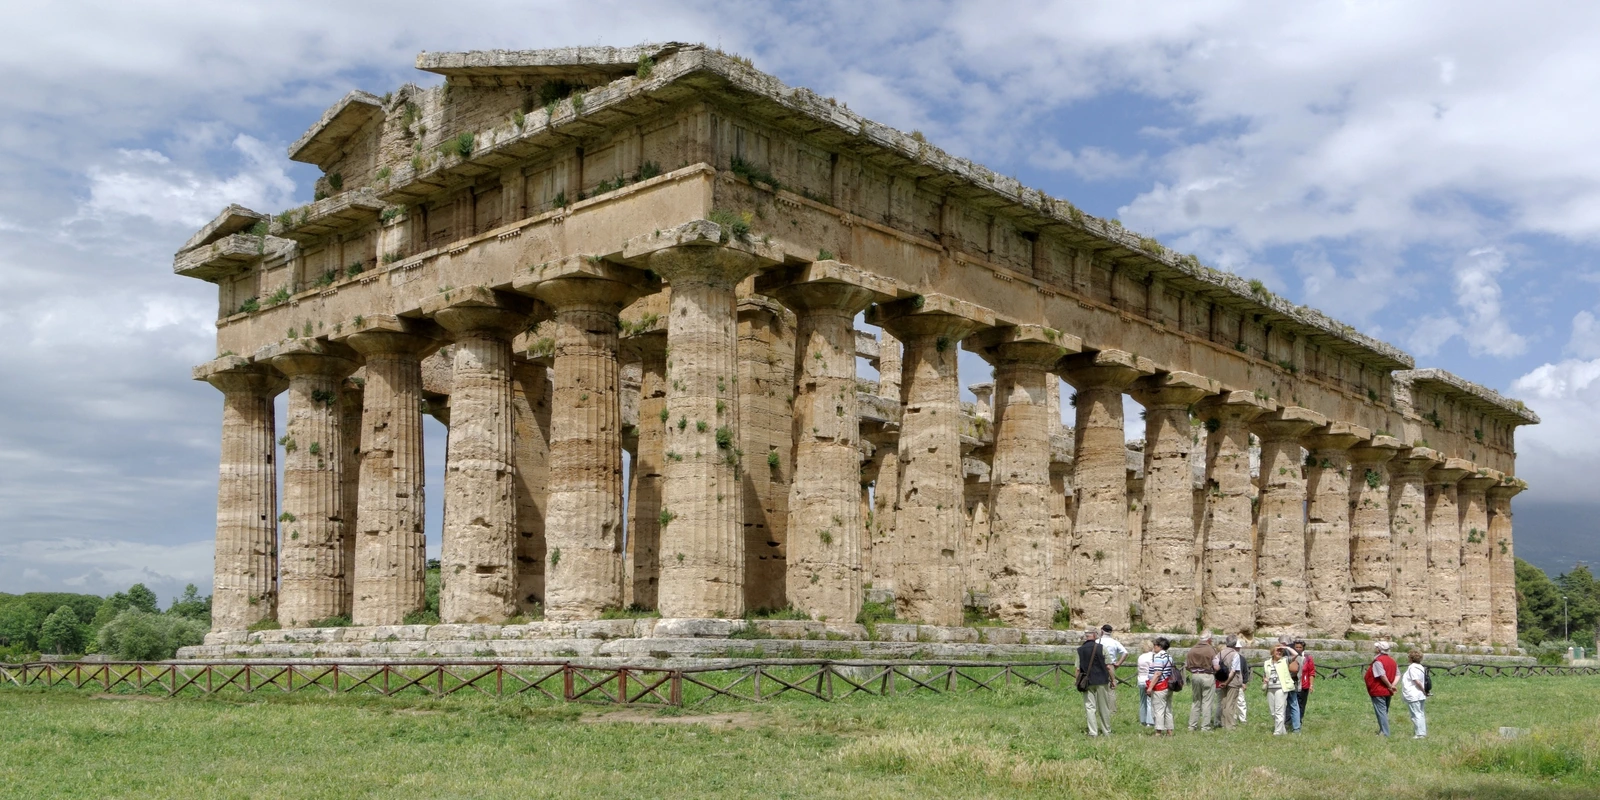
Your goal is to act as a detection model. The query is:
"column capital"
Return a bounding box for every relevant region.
[1252,406,1326,441]
[1487,477,1528,500]
[1389,446,1442,476]
[422,285,533,337]
[1348,434,1407,465]
[966,324,1082,368]
[258,338,358,380]
[1426,457,1474,485]
[867,292,994,340]
[1129,370,1218,409]
[1458,468,1503,496]
[1057,349,1154,391]
[334,315,441,358]
[194,355,287,396]
[1194,389,1275,423]
[620,327,667,361]
[759,259,897,312]
[513,255,659,311]
[622,221,780,289]
[1304,421,1372,452]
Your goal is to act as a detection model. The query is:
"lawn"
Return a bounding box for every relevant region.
[0,668,1595,799]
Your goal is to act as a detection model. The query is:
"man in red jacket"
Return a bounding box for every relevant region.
[1364,641,1399,737]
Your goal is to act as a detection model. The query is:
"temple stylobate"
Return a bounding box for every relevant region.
[177,43,1538,648]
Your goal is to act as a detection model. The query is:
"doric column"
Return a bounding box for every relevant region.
[1458,469,1500,646]
[1060,350,1151,631]
[969,325,1081,628]
[1129,372,1217,633]
[872,294,992,626]
[1388,447,1440,641]
[264,339,357,627]
[1303,421,1369,638]
[1196,391,1272,636]
[737,296,795,612]
[510,354,550,614]
[877,329,902,403]
[517,263,651,620]
[1252,407,1325,636]
[424,287,530,623]
[624,331,666,609]
[869,332,903,596]
[1347,435,1406,637]
[339,317,435,626]
[769,277,877,623]
[641,232,775,618]
[338,377,364,617]
[1487,479,1525,646]
[1425,457,1473,644]
[196,357,285,631]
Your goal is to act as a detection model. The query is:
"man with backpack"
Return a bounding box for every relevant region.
[1216,634,1248,729]
[1364,641,1399,737]
[1076,629,1114,736]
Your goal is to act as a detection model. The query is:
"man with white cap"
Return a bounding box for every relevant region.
[1363,640,1399,737]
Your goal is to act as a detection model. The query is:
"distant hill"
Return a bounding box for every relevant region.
[1515,501,1600,577]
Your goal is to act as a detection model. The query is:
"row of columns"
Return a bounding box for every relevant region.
[203,240,1525,646]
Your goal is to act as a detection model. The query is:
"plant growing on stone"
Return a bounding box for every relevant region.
[715,426,733,449]
[767,450,780,469]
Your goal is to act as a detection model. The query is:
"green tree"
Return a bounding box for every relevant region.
[1554,565,1600,643]
[96,609,206,661]
[124,584,159,614]
[38,606,83,655]
[166,584,212,623]
[0,603,44,650]
[1516,557,1562,643]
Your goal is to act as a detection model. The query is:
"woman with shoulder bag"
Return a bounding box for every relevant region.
[1146,637,1177,736]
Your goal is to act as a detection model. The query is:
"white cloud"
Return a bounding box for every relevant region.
[82,135,296,228]
[1510,358,1600,500]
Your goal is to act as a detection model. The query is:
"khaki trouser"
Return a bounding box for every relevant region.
[1083,684,1114,735]
[1149,688,1175,731]
[1220,684,1243,729]
[1266,687,1288,734]
[1187,673,1217,730]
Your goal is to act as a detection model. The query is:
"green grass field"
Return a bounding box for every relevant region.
[1,669,1595,799]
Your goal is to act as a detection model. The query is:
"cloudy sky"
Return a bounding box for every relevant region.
[2,1,1596,604]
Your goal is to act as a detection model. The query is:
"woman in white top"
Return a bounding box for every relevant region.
[1136,641,1156,727]
[1401,649,1429,739]
[1261,644,1294,735]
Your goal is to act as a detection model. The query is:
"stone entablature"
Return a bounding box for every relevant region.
[178,44,1538,649]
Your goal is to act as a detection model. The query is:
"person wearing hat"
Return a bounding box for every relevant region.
[1185,632,1220,731]
[1290,639,1316,731]
[1099,624,1128,715]
[1076,628,1114,736]
[1216,634,1247,729]
[1364,641,1399,737]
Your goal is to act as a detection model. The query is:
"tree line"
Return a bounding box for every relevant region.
[0,584,210,662]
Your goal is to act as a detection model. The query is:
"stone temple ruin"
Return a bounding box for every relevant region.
[176,44,1538,657]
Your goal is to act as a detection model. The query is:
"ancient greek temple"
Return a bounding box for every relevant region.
[176,44,1537,648]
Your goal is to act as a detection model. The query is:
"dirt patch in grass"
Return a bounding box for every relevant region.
[90,693,166,702]
[583,708,762,729]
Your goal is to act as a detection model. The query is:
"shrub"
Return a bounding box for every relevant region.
[96,609,206,661]
[38,606,84,655]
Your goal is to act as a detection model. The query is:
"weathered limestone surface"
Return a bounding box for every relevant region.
[1197,391,1271,635]
[1388,448,1440,641]
[737,296,794,612]
[1347,436,1405,636]
[624,332,667,609]
[198,358,285,631]
[1303,422,1369,637]
[427,288,526,623]
[1425,458,1472,645]
[339,319,435,626]
[338,378,365,616]
[1130,372,1216,632]
[1061,350,1150,630]
[1457,471,1500,646]
[647,234,775,618]
[523,269,642,620]
[510,357,550,613]
[265,340,357,627]
[971,326,1079,628]
[1252,407,1324,635]
[875,295,992,626]
[868,331,902,595]
[1487,481,1524,646]
[772,278,876,623]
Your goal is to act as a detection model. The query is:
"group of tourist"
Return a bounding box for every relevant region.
[1075,625,1432,739]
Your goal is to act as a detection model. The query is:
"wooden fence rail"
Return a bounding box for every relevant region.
[1,659,1593,707]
